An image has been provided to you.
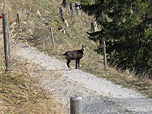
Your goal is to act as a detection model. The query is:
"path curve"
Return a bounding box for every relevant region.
[11,40,152,114]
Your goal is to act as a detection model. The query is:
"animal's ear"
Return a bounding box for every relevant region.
[82,45,86,48]
[82,45,86,51]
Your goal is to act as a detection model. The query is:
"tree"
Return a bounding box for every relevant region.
[80,0,92,4]
[81,0,152,77]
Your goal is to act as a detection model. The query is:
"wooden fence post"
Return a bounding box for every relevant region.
[70,96,82,114]
[76,2,81,16]
[91,22,97,33]
[16,13,20,28]
[59,7,64,22]
[59,7,69,27]
[2,13,11,72]
[103,40,107,70]
[102,11,106,22]
[50,27,55,49]
[69,2,75,17]
[62,0,68,8]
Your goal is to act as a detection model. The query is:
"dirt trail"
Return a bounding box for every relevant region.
[11,40,152,114]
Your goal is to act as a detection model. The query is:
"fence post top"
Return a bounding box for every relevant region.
[71,96,82,100]
[2,12,7,14]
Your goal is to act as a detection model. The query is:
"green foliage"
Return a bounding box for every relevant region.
[80,0,92,4]
[82,0,152,77]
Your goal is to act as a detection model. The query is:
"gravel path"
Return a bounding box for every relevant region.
[11,41,152,114]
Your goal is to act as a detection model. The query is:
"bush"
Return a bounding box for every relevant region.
[80,0,92,4]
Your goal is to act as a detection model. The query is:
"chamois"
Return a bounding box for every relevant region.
[63,45,86,69]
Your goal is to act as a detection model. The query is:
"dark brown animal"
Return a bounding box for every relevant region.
[63,45,86,69]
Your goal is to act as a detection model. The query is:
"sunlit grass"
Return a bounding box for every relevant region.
[5,0,152,101]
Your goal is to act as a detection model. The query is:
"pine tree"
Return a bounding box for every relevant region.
[81,0,152,77]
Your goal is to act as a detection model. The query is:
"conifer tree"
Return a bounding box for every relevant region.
[81,0,152,77]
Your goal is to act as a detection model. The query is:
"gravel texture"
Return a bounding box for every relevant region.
[11,40,152,114]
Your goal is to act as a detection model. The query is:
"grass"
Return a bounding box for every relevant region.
[0,60,66,114]
[0,39,65,113]
[2,0,152,100]
[0,2,66,113]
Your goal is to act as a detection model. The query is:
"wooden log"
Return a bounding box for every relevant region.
[2,13,11,72]
[70,96,82,114]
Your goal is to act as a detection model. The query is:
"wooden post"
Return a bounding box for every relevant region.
[103,40,107,70]
[69,2,75,17]
[70,97,82,114]
[16,13,20,28]
[76,2,81,16]
[91,22,97,32]
[2,13,11,72]
[50,27,55,49]
[102,11,106,22]
[59,7,65,22]
[59,7,69,27]
[62,0,68,8]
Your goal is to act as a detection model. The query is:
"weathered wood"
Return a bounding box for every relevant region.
[91,22,97,32]
[16,13,20,28]
[69,2,75,17]
[3,0,6,13]
[59,7,65,22]
[2,13,11,72]
[102,11,106,21]
[59,7,69,27]
[70,97,82,114]
[103,40,107,70]
[50,27,55,49]
[76,2,81,16]
[62,0,68,8]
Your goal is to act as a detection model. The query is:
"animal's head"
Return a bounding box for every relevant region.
[81,45,86,52]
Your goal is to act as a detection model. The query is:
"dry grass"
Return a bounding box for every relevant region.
[0,54,66,113]
[0,70,66,114]
[0,1,66,113]
[0,37,66,113]
[1,0,152,103]
[0,57,66,114]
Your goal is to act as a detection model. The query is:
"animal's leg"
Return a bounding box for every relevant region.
[76,60,78,69]
[78,59,80,67]
[67,60,71,68]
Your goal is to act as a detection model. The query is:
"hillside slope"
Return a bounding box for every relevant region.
[1,0,152,113]
[0,39,66,113]
[11,37,152,113]
[1,0,152,108]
